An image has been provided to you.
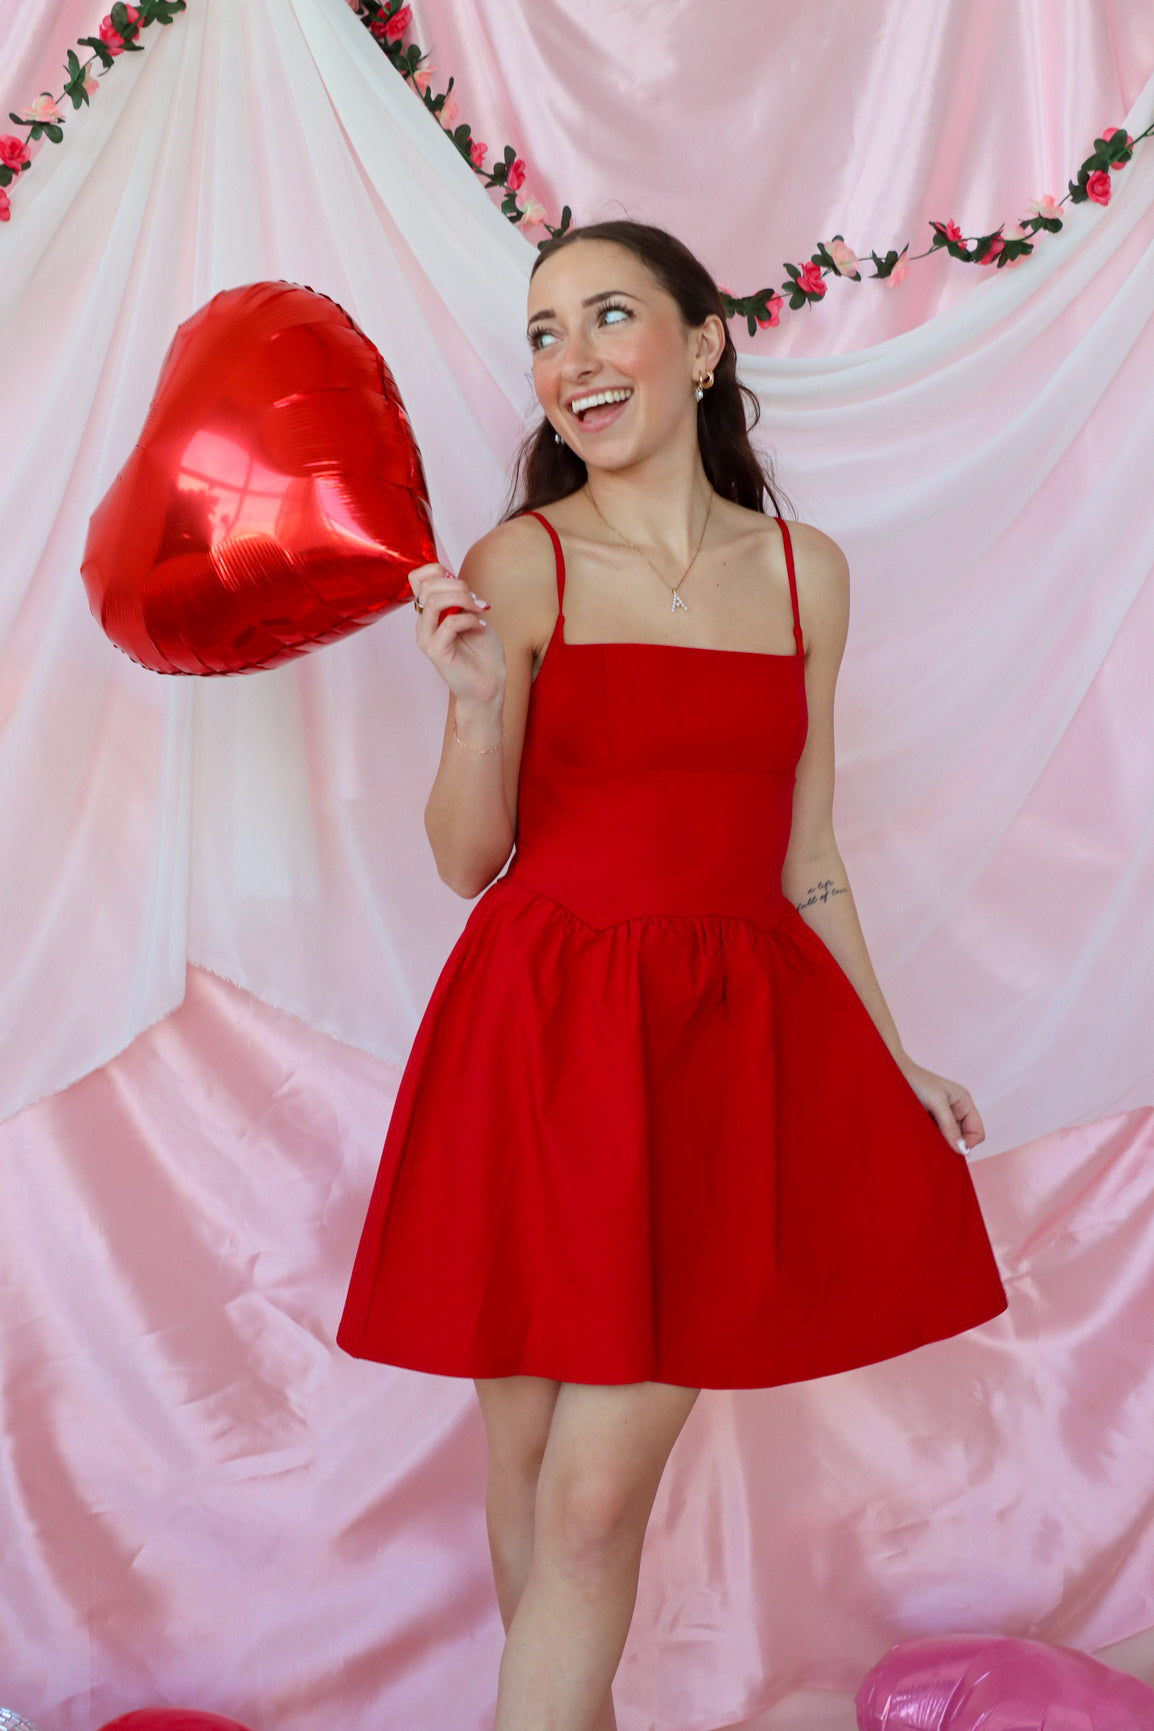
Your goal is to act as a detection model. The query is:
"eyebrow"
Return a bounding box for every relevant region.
[526,289,640,329]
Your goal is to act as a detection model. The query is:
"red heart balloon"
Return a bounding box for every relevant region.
[81,281,437,675]
[97,1715,255,1731]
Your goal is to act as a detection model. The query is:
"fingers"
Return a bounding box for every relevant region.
[409,566,491,618]
[934,1082,985,1155]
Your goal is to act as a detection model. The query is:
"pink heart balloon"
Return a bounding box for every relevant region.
[856,1634,1154,1730]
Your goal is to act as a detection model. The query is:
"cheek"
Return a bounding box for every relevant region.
[618,328,688,397]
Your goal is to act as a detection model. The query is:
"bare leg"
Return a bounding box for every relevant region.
[492,1379,700,1731]
[474,1375,561,1630]
[475,1375,633,1731]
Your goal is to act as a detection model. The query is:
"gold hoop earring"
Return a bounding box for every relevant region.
[694,369,715,403]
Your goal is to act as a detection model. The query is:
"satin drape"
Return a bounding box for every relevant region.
[1,3,1153,1727]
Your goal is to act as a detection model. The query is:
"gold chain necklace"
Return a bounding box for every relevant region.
[585,486,715,614]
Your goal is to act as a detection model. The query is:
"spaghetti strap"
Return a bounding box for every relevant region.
[522,509,566,619]
[775,517,804,658]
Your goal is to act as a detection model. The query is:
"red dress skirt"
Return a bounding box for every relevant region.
[337,513,1007,1387]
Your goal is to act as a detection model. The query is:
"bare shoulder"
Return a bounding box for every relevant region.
[457,512,561,655]
[781,520,849,591]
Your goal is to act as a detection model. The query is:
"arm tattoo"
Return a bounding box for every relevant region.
[797,878,848,913]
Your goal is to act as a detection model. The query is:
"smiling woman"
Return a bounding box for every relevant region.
[337,218,1007,1731]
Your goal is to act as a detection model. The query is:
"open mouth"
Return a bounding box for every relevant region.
[568,387,634,426]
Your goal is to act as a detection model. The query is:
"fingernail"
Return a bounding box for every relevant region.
[956,1137,969,1153]
[472,593,490,608]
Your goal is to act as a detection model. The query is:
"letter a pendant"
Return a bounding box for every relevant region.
[671,590,689,613]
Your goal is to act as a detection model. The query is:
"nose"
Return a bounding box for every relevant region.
[559,326,598,380]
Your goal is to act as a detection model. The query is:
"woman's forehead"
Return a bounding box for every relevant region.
[529,240,657,308]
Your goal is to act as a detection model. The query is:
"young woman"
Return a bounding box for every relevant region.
[338,220,1007,1731]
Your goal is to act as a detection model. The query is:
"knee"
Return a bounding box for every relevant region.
[537,1469,642,1580]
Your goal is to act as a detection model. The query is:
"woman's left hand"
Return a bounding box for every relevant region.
[897,1056,985,1154]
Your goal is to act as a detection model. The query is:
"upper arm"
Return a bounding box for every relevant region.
[782,523,851,871]
[450,515,558,829]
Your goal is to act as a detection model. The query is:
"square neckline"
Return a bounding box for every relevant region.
[522,508,806,667]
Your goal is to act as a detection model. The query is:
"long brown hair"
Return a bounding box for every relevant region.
[504,219,786,520]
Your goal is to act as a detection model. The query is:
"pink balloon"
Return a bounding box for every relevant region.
[855,1634,1154,1730]
[97,1714,255,1731]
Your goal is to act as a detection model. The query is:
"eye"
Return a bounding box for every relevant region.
[599,301,633,327]
[528,326,557,352]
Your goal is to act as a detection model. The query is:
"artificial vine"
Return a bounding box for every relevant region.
[0,1,186,222]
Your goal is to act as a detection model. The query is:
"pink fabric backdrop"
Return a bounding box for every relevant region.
[1,3,1154,1728]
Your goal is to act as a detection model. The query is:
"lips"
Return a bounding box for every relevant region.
[566,385,634,430]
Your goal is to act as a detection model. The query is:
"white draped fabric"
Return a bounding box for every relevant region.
[2,2,1154,1728]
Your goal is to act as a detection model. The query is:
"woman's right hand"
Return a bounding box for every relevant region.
[408,562,506,709]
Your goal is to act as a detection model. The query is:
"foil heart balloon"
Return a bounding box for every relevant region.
[81,281,437,675]
[855,1633,1154,1729]
[97,1714,255,1731]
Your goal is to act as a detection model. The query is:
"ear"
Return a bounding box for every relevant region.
[692,312,726,375]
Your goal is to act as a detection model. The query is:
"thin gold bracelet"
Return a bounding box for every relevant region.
[452,716,501,757]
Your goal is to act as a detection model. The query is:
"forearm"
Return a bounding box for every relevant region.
[781,845,908,1061]
[424,692,515,898]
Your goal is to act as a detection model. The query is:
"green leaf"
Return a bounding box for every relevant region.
[78,36,117,70]
[44,122,64,143]
[782,262,800,282]
[1068,179,1087,203]
[65,50,82,80]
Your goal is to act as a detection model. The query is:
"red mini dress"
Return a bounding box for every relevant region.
[338,512,1007,1387]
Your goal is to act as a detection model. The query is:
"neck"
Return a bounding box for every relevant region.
[583,438,714,558]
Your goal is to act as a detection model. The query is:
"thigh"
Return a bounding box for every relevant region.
[537,1381,700,1528]
[474,1374,563,1474]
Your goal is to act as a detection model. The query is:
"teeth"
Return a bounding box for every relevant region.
[570,387,632,418]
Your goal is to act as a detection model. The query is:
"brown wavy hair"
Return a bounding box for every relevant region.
[503,219,786,520]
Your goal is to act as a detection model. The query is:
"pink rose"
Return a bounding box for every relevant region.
[413,66,432,94]
[384,4,412,40]
[19,93,61,124]
[882,257,910,288]
[1086,169,1112,206]
[829,238,859,276]
[469,138,487,168]
[0,134,30,171]
[1027,194,1061,221]
[796,261,825,298]
[507,156,527,192]
[82,66,100,96]
[756,293,784,328]
[0,188,10,222]
[516,194,547,230]
[978,235,1004,265]
[1101,126,1132,165]
[370,17,389,37]
[944,219,965,245]
[99,6,138,53]
[441,95,459,124]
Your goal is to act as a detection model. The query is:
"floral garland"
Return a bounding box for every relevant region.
[721,123,1151,333]
[0,1,186,223]
[347,0,571,243]
[352,1,1151,337]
